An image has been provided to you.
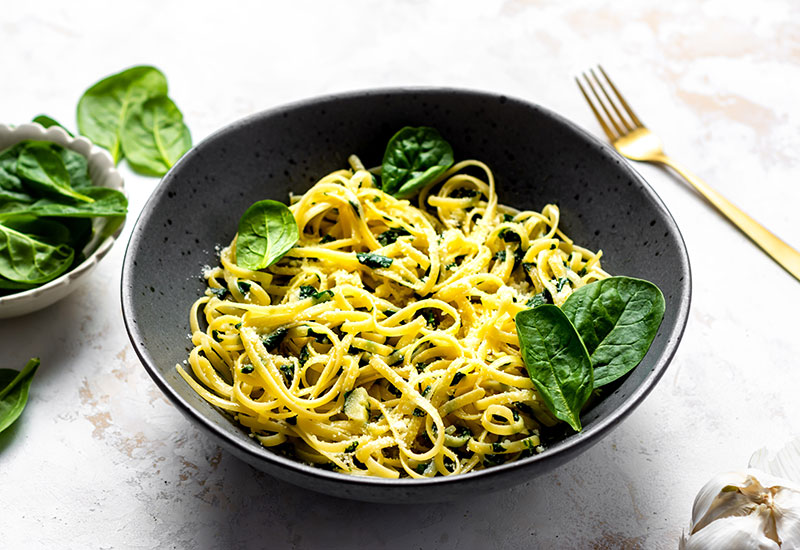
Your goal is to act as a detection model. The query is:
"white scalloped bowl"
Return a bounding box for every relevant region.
[0,122,126,319]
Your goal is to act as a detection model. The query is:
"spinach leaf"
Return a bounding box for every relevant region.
[0,358,40,433]
[1,216,71,246]
[0,187,127,220]
[77,65,168,163]
[57,146,92,188]
[120,96,192,176]
[381,126,454,199]
[515,305,593,432]
[0,144,25,192]
[0,189,33,205]
[16,143,93,203]
[0,221,74,284]
[236,200,299,270]
[32,115,74,136]
[356,252,393,269]
[561,276,665,388]
[0,277,36,291]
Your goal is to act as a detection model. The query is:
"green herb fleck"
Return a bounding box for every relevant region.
[307,328,330,344]
[298,345,311,367]
[299,285,317,299]
[376,227,410,246]
[241,365,254,374]
[279,364,295,384]
[345,441,359,453]
[262,327,288,351]
[311,289,334,304]
[356,252,393,269]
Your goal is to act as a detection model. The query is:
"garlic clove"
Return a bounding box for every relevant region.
[773,485,800,547]
[682,508,780,550]
[690,470,763,533]
[750,435,800,485]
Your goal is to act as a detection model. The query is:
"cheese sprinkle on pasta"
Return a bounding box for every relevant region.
[178,156,608,478]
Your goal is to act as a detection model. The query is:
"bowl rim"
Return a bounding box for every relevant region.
[0,122,127,314]
[121,85,692,490]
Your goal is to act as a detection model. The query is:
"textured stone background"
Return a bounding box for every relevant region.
[1,1,799,548]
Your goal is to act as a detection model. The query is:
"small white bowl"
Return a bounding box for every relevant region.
[0,122,126,319]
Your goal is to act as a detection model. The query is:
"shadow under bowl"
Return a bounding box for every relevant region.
[121,88,691,503]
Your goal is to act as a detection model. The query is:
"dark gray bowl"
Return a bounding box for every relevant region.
[121,88,691,503]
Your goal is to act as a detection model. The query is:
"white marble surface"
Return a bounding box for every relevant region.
[2,1,799,548]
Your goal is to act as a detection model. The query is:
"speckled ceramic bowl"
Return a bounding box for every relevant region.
[121,88,691,503]
[0,122,126,319]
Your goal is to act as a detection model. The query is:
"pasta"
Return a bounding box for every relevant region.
[178,155,609,478]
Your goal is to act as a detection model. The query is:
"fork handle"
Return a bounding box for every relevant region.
[653,153,800,282]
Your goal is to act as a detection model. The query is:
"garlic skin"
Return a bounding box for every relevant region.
[750,436,800,484]
[681,469,800,549]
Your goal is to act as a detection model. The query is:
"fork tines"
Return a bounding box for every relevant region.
[576,66,643,141]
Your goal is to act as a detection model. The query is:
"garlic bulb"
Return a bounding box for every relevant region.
[681,469,800,549]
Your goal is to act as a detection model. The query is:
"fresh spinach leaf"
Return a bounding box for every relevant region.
[32,115,74,136]
[561,276,665,388]
[0,277,37,292]
[0,221,74,284]
[356,252,393,269]
[0,189,33,205]
[57,146,92,188]
[381,126,454,199]
[77,65,168,163]
[120,95,192,176]
[1,216,71,246]
[0,358,40,433]
[235,200,299,270]
[515,305,593,432]
[17,143,94,204]
[0,187,127,220]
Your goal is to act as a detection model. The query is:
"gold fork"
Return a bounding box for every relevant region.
[576,66,800,282]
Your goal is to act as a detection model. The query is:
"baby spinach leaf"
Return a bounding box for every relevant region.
[32,115,74,136]
[236,200,299,270]
[356,252,393,269]
[57,146,92,188]
[16,143,94,204]
[0,221,74,284]
[77,65,168,163]
[0,189,33,205]
[1,216,71,246]
[0,358,40,433]
[0,276,37,291]
[561,276,665,388]
[515,305,593,432]
[120,95,192,176]
[0,187,128,220]
[381,126,454,199]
